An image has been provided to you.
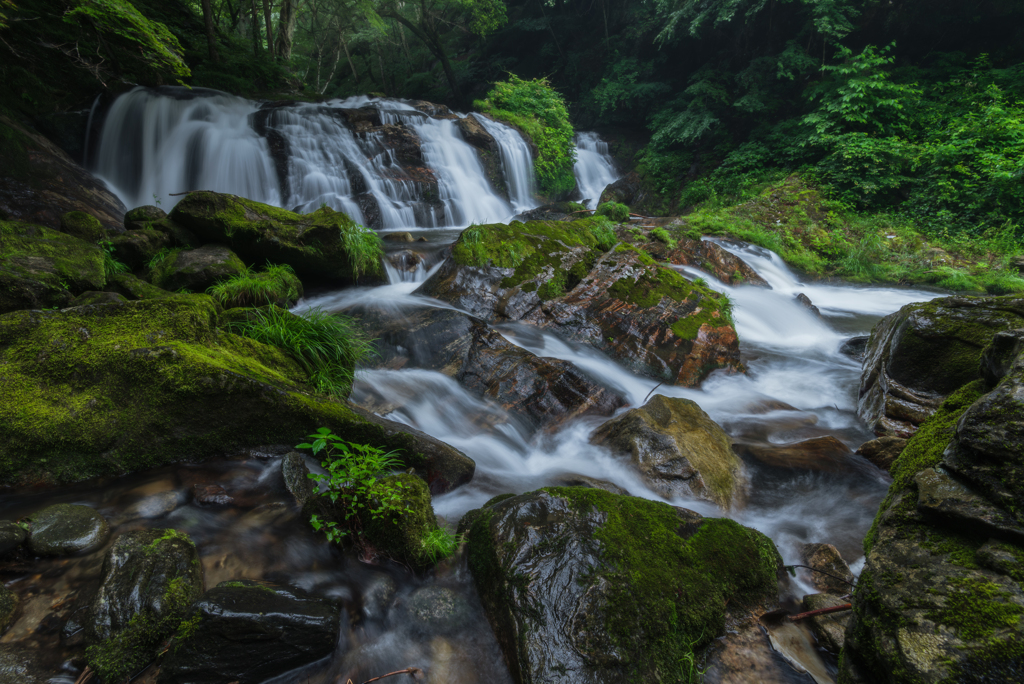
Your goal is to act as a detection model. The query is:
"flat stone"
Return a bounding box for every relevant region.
[383,231,414,242]
[915,467,1024,543]
[0,521,26,556]
[192,483,233,507]
[401,586,473,636]
[26,503,109,556]
[118,490,180,521]
[856,436,906,471]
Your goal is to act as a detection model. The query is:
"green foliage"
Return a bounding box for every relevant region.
[207,263,301,308]
[476,74,577,196]
[64,0,190,84]
[597,201,631,223]
[99,239,130,279]
[146,247,178,271]
[649,227,676,249]
[420,525,463,564]
[0,0,14,30]
[299,428,410,543]
[232,305,373,398]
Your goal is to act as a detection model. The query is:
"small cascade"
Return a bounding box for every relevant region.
[472,114,537,212]
[573,131,619,209]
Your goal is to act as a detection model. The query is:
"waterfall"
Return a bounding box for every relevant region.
[472,114,537,212]
[573,131,619,209]
[92,87,523,229]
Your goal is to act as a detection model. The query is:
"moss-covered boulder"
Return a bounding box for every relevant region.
[361,472,440,567]
[69,291,128,307]
[419,219,742,386]
[149,244,246,293]
[0,295,473,491]
[840,335,1024,683]
[123,205,167,231]
[85,529,203,683]
[104,272,173,300]
[109,227,173,271]
[463,487,782,684]
[59,211,105,242]
[590,394,744,508]
[169,191,384,282]
[0,221,106,314]
[858,295,1024,437]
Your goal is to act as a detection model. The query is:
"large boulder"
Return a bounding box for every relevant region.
[25,503,109,556]
[85,529,204,683]
[840,334,1024,683]
[158,580,342,684]
[59,211,106,242]
[0,295,473,492]
[149,244,246,293]
[169,192,384,282]
[625,227,768,287]
[858,295,1024,437]
[0,221,106,314]
[0,114,126,234]
[108,227,173,270]
[365,307,624,430]
[590,394,744,508]
[418,219,742,386]
[463,487,782,684]
[104,272,174,300]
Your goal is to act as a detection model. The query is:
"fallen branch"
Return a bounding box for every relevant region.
[169,191,210,196]
[344,667,424,684]
[788,603,852,621]
[74,666,94,684]
[784,564,857,587]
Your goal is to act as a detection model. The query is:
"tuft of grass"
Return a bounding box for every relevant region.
[232,305,374,398]
[146,247,180,271]
[208,263,301,308]
[420,525,463,565]
[649,227,677,249]
[99,240,130,279]
[597,201,631,223]
[338,220,385,279]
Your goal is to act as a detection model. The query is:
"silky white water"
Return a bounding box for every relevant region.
[473,113,538,212]
[573,131,619,209]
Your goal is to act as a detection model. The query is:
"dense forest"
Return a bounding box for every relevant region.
[2,0,1024,290]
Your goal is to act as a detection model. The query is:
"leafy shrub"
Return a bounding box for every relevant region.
[207,263,301,308]
[597,201,631,222]
[649,227,677,249]
[232,305,372,398]
[299,428,410,544]
[476,74,577,196]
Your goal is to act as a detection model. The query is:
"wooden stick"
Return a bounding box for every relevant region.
[74,666,94,684]
[168,191,211,196]
[788,603,852,621]
[360,667,423,684]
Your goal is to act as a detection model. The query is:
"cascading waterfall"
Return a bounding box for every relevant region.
[91,87,533,229]
[472,114,537,212]
[573,131,619,209]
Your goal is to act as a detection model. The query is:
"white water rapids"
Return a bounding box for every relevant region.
[573,131,619,208]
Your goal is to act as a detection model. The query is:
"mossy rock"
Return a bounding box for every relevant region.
[150,244,246,293]
[69,291,128,307]
[858,295,1024,437]
[0,220,106,314]
[109,228,173,271]
[360,472,439,568]
[123,205,167,231]
[0,294,474,490]
[464,487,782,684]
[85,528,203,683]
[105,272,174,300]
[59,211,105,242]
[25,503,109,556]
[169,191,384,282]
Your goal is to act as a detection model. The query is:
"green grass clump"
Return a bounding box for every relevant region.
[232,305,373,398]
[597,201,631,223]
[99,239,130,279]
[207,263,302,308]
[420,526,463,564]
[649,227,677,249]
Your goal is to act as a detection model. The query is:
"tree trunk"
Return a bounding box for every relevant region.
[381,11,461,101]
[262,0,275,59]
[340,33,358,80]
[250,0,261,56]
[200,0,219,63]
[275,0,296,61]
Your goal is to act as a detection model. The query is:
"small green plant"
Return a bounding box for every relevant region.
[207,263,301,308]
[98,239,129,279]
[298,428,410,543]
[146,247,178,271]
[420,526,463,564]
[231,305,373,398]
[650,227,677,249]
[597,201,631,223]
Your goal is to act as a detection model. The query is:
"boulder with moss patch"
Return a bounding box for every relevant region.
[169,191,383,282]
[59,211,106,242]
[463,487,782,684]
[0,221,106,314]
[418,220,742,386]
[25,503,109,556]
[0,294,473,492]
[85,528,203,683]
[109,228,173,271]
[150,244,246,293]
[840,335,1024,683]
[590,394,744,508]
[858,295,1024,437]
[104,272,174,300]
[361,472,440,567]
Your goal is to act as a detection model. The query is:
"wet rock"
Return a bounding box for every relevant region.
[512,202,585,223]
[591,394,744,508]
[118,490,181,521]
[0,114,126,234]
[109,227,173,270]
[123,205,167,231]
[634,231,768,287]
[158,580,342,684]
[383,231,414,242]
[25,504,108,556]
[799,543,854,594]
[400,586,473,636]
[553,475,629,495]
[599,171,664,216]
[85,528,203,682]
[419,220,743,386]
[463,488,781,684]
[149,244,246,293]
[738,436,872,475]
[281,452,315,507]
[0,295,474,492]
[148,217,202,249]
[857,295,1024,437]
[455,113,497,150]
[0,221,106,314]
[69,290,128,307]
[352,473,441,568]
[702,615,800,684]
[0,644,54,684]
[104,271,173,300]
[361,574,397,620]
[979,328,1024,387]
[915,467,1024,543]
[59,210,105,242]
[855,435,906,471]
[758,614,834,684]
[794,292,820,316]
[169,191,384,283]
[0,521,26,556]
[802,593,851,654]
[192,483,233,507]
[388,249,423,274]
[840,335,869,359]
[0,586,16,634]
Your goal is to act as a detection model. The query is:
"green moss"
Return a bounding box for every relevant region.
[929,576,1024,642]
[206,263,302,308]
[0,221,106,311]
[360,472,439,568]
[597,201,631,223]
[59,211,105,242]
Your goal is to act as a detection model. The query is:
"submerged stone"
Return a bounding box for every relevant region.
[25,503,108,556]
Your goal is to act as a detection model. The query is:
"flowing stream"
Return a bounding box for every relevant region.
[573,131,619,208]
